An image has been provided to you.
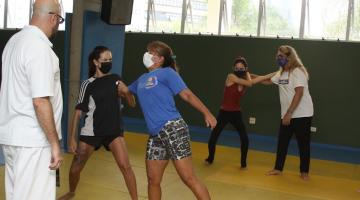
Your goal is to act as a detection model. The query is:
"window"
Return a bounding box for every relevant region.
[6,0,31,29]
[184,0,218,34]
[2,0,359,42]
[148,0,183,33]
[264,0,301,38]
[305,0,348,40]
[0,0,4,28]
[351,0,360,40]
[59,0,73,30]
[0,0,73,30]
[222,0,259,36]
[125,0,148,32]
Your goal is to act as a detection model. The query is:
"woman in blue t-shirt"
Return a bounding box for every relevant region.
[129,41,217,200]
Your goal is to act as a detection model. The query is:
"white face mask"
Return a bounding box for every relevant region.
[143,52,154,68]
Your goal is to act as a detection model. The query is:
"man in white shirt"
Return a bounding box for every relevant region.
[0,0,64,199]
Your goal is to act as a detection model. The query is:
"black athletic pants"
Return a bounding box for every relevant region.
[207,110,249,167]
[274,117,312,173]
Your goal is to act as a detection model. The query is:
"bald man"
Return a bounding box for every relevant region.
[0,0,64,199]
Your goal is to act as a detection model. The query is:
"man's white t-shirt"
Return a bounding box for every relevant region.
[271,67,313,119]
[0,25,63,147]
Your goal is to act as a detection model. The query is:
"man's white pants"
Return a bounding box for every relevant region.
[1,145,55,200]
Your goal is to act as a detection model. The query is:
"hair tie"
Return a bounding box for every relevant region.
[171,55,176,60]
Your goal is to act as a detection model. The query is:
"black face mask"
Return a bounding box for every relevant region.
[99,62,112,74]
[233,70,246,78]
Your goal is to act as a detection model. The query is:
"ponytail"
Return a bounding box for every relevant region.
[88,46,110,77]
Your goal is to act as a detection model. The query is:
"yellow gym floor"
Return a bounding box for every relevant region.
[1,132,359,199]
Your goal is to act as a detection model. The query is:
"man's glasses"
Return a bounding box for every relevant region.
[49,12,64,24]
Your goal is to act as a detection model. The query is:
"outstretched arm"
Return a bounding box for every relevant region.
[117,80,136,107]
[250,72,277,85]
[179,88,217,129]
[227,73,253,87]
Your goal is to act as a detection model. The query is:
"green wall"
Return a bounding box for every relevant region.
[1,30,359,148]
[121,32,360,148]
[0,30,65,84]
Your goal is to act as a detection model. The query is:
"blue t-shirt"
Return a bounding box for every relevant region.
[129,67,187,136]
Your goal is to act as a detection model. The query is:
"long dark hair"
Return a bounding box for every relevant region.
[233,56,248,68]
[147,41,178,72]
[88,46,110,77]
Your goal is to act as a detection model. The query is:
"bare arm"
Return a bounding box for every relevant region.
[33,97,63,169]
[179,89,217,129]
[282,87,304,125]
[250,73,259,79]
[251,72,277,85]
[227,73,253,87]
[287,86,304,115]
[124,92,136,108]
[117,81,136,107]
[68,109,82,154]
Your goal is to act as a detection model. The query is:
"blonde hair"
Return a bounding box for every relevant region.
[278,45,309,79]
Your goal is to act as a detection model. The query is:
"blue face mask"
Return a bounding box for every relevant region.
[276,57,288,67]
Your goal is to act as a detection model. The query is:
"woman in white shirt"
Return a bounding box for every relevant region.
[262,45,314,180]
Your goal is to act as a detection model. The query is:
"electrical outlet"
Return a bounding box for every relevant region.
[249,117,256,125]
[310,127,317,133]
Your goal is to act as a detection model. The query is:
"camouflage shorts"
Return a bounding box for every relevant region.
[146,118,192,160]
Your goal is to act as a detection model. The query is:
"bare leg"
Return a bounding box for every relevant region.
[109,137,138,200]
[173,157,211,200]
[146,160,169,200]
[57,142,94,200]
[57,192,75,200]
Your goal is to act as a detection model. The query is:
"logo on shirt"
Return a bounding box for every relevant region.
[145,76,158,89]
[278,79,289,85]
